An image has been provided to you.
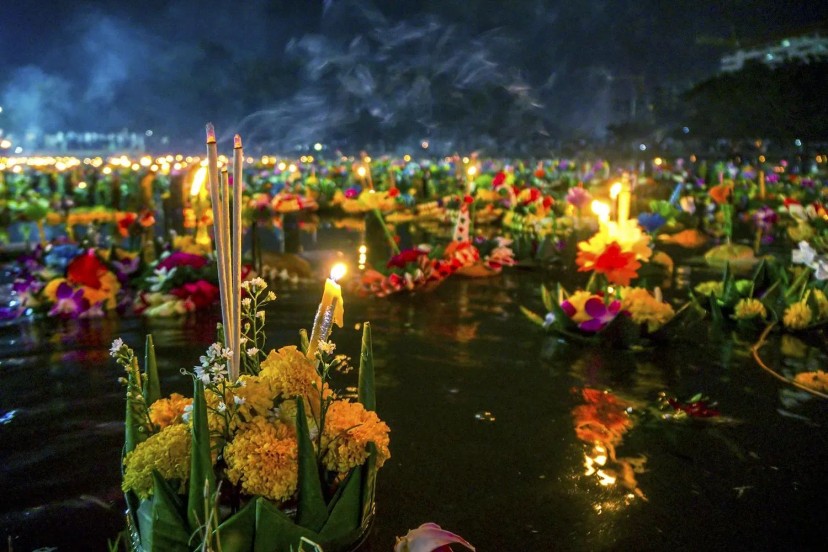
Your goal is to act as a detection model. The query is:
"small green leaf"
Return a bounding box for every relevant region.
[295,400,328,532]
[541,285,553,312]
[520,306,545,327]
[360,442,377,526]
[143,335,161,406]
[135,473,190,552]
[299,329,309,355]
[358,323,375,412]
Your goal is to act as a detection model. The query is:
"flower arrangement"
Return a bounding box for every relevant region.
[135,248,221,317]
[111,127,389,552]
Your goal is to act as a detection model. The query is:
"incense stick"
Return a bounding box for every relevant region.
[206,124,231,352]
[232,135,243,379]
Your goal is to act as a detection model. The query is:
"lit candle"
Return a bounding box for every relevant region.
[466,165,477,194]
[307,263,346,359]
[617,177,631,224]
[610,181,622,221]
[759,170,766,200]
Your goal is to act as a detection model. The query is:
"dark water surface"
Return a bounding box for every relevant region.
[1,226,827,551]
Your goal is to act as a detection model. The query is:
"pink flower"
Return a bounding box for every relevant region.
[157,252,208,271]
[394,523,475,552]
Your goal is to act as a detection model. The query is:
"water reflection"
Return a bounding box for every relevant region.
[572,388,647,502]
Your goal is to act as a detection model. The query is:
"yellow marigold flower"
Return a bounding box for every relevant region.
[695,281,724,298]
[733,298,767,320]
[122,423,191,499]
[173,235,212,256]
[259,346,330,402]
[581,221,653,262]
[224,416,298,502]
[321,400,390,474]
[812,289,828,319]
[234,375,277,423]
[783,302,813,330]
[149,393,192,429]
[619,287,675,332]
[563,290,595,324]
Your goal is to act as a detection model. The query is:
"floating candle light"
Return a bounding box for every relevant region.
[307,263,346,359]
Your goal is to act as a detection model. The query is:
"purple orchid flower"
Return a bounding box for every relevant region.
[579,297,622,332]
[753,206,777,231]
[48,282,86,318]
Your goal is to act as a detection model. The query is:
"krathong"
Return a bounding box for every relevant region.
[110,128,388,552]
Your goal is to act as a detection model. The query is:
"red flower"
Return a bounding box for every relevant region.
[117,213,137,237]
[534,169,546,179]
[463,195,474,204]
[388,188,400,198]
[67,250,108,290]
[492,171,506,187]
[576,241,641,286]
[542,196,554,209]
[387,248,427,269]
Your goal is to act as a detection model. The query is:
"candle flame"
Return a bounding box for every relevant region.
[610,182,622,199]
[190,166,207,196]
[467,166,477,177]
[357,166,367,177]
[234,134,242,149]
[591,200,610,221]
[330,263,347,282]
[206,123,216,144]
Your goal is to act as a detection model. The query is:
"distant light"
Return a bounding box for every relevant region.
[288,163,297,173]
[0,106,3,113]
[403,154,411,162]
[77,181,87,189]
[421,140,429,149]
[131,163,140,170]
[0,139,10,149]
[610,182,622,199]
[462,156,469,164]
[639,144,647,151]
[145,130,153,137]
[654,157,663,166]
[690,154,697,162]
[794,138,802,147]
[759,155,766,163]
[14,146,22,154]
[102,166,112,175]
[313,142,323,151]
[357,166,367,177]
[682,126,690,134]
[766,53,774,61]
[190,166,207,196]
[363,156,372,163]
[277,161,287,171]
[781,39,791,47]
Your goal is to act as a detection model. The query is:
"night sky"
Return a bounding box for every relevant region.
[1,0,826,152]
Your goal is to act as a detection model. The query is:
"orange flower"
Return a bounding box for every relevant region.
[138,210,156,227]
[709,184,732,205]
[576,241,640,286]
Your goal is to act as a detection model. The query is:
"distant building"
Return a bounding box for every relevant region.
[721,32,828,72]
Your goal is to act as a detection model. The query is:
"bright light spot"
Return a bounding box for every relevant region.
[140,156,152,167]
[145,130,153,137]
[0,139,11,148]
[357,166,367,177]
[277,162,287,171]
[77,181,87,190]
[300,156,307,163]
[330,263,347,281]
[131,163,140,170]
[14,146,23,154]
[403,154,411,162]
[103,166,112,175]
[467,166,477,177]
[639,144,647,151]
[313,142,323,151]
[682,126,690,134]
[610,182,622,199]
[794,138,802,147]
[12,165,22,173]
[782,39,791,47]
[190,166,207,196]
[654,157,663,166]
[306,155,314,163]
[358,245,367,254]
[175,154,183,162]
[591,200,610,221]
[288,163,297,173]
[55,162,66,171]
[766,53,774,61]
[421,140,429,149]
[0,106,3,113]
[462,156,469,164]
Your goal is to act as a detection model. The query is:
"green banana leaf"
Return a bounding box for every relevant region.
[135,472,190,552]
[254,498,319,552]
[143,335,161,406]
[519,305,545,327]
[295,400,328,532]
[357,323,375,411]
[319,468,361,540]
[216,499,256,552]
[187,379,215,532]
